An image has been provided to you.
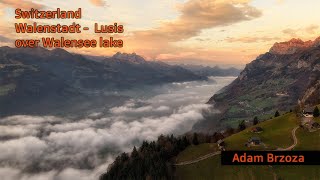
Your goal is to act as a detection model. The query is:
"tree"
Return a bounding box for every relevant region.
[131,146,139,159]
[192,133,199,145]
[120,152,129,162]
[224,126,235,137]
[182,136,190,147]
[253,116,259,125]
[238,120,246,131]
[313,106,320,117]
[275,110,280,117]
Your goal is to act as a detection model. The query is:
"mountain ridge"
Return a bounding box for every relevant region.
[0,47,205,116]
[269,36,320,54]
[201,36,320,131]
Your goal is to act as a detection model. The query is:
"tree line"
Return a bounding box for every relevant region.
[99,131,231,180]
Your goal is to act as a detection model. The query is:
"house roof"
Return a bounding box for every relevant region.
[217,139,224,144]
[252,127,263,131]
[256,127,263,130]
[249,137,261,141]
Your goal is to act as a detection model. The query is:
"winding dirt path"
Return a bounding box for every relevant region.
[174,151,221,166]
[277,126,299,151]
[269,126,299,180]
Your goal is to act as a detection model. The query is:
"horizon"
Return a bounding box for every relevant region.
[2,35,319,69]
[0,45,246,68]
[1,0,320,66]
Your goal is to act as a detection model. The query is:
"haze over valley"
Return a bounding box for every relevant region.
[0,75,235,179]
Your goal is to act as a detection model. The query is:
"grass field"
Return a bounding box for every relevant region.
[175,154,274,180]
[272,165,320,180]
[176,154,320,180]
[175,112,320,180]
[224,113,299,150]
[295,127,320,150]
[175,143,218,163]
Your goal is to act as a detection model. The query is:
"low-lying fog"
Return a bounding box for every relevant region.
[0,77,235,180]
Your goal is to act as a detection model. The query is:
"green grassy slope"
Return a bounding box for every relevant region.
[224,113,299,150]
[175,143,218,163]
[295,128,320,150]
[175,112,320,180]
[175,155,274,180]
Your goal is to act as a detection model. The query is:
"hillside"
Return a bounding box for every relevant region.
[0,47,205,116]
[179,64,242,77]
[175,112,320,180]
[206,37,320,127]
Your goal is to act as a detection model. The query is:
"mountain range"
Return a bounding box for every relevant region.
[179,64,241,77]
[201,37,320,130]
[0,47,212,117]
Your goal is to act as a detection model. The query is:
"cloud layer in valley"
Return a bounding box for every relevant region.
[0,77,235,180]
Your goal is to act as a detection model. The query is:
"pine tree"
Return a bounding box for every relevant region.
[183,136,190,147]
[192,133,199,145]
[253,116,259,125]
[238,120,246,131]
[131,146,139,159]
[313,106,320,117]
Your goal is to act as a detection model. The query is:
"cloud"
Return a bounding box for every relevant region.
[0,0,44,9]
[110,101,171,117]
[305,24,318,34]
[131,0,261,42]
[226,36,280,43]
[89,0,105,7]
[2,115,61,125]
[195,38,211,42]
[0,125,38,138]
[282,28,297,37]
[124,0,261,59]
[0,0,262,64]
[282,25,319,37]
[0,35,12,43]
[0,137,47,167]
[0,77,236,180]
[47,120,94,132]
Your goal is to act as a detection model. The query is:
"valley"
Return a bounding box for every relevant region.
[100,37,320,180]
[0,47,208,116]
[1,37,319,180]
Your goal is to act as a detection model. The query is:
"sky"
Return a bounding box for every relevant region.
[0,0,319,66]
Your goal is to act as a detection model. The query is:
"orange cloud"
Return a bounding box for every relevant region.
[132,0,261,42]
[305,24,318,34]
[0,0,263,65]
[157,48,256,66]
[0,0,43,9]
[282,25,319,38]
[226,36,280,43]
[282,28,297,37]
[0,35,12,43]
[125,0,261,59]
[89,0,105,7]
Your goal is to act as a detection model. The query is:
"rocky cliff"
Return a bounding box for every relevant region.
[207,37,320,125]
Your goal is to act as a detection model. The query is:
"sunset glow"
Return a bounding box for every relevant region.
[0,0,319,66]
